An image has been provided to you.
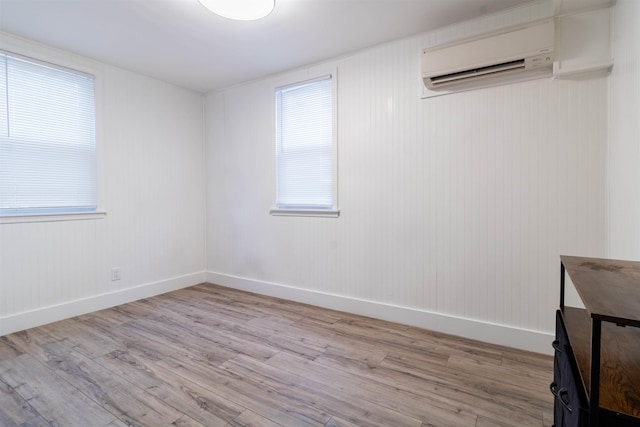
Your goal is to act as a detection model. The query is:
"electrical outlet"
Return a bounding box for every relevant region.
[110,267,122,281]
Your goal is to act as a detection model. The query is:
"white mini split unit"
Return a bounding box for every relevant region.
[422,19,555,95]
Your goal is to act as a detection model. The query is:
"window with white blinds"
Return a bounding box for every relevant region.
[0,51,96,215]
[274,75,337,215]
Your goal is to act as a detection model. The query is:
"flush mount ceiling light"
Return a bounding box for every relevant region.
[198,0,275,21]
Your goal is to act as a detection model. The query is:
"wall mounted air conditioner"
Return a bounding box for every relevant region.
[422,19,554,95]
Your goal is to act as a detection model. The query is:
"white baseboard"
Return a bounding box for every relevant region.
[2,270,554,355]
[207,271,554,355]
[0,271,207,336]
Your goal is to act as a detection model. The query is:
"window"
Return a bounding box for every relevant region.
[272,74,338,217]
[0,51,97,216]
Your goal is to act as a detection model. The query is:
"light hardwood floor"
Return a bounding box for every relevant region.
[0,283,554,427]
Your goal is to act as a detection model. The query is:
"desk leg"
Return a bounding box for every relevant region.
[560,263,565,310]
[589,319,601,427]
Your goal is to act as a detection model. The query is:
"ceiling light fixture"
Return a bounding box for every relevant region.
[198,0,275,21]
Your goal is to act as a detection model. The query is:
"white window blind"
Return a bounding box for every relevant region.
[275,75,334,210]
[0,52,96,215]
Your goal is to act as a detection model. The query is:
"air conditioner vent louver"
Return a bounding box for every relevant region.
[429,59,526,87]
[422,19,554,93]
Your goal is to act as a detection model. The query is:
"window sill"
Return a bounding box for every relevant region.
[270,208,340,218]
[0,211,106,224]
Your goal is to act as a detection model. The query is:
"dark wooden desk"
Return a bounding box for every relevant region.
[560,256,640,426]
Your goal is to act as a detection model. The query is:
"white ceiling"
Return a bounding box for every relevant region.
[0,0,534,93]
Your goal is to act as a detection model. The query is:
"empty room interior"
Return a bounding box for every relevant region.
[1,0,640,426]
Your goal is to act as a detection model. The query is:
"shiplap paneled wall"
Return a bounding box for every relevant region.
[608,0,640,260]
[0,0,618,352]
[0,32,206,336]
[205,0,608,353]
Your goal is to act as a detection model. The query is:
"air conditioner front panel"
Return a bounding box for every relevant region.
[421,19,554,89]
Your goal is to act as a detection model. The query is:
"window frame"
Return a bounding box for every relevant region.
[0,45,105,224]
[270,69,339,218]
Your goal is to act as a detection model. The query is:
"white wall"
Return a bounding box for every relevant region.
[0,1,620,354]
[0,32,206,336]
[205,1,608,353]
[608,0,640,260]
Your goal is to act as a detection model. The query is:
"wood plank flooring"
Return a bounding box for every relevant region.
[0,283,554,427]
